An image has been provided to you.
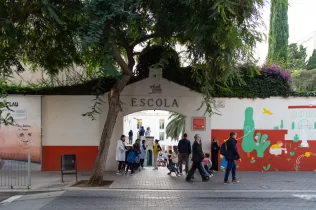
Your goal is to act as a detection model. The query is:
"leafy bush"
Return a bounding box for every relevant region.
[292,69,316,92]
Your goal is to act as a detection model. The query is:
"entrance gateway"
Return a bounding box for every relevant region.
[104,68,211,171]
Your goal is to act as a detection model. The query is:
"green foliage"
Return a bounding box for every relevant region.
[292,69,316,92]
[307,50,316,70]
[263,164,271,171]
[267,0,289,64]
[166,113,186,141]
[242,107,255,153]
[287,43,307,70]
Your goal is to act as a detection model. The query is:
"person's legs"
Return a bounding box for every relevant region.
[201,162,210,177]
[196,162,208,180]
[184,154,189,174]
[224,159,233,182]
[186,161,198,180]
[140,159,144,168]
[178,154,184,174]
[153,155,158,169]
[232,161,237,180]
[117,161,123,173]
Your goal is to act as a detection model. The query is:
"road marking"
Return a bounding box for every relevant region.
[292,194,316,200]
[0,195,23,205]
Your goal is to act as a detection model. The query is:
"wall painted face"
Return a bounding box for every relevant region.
[211,98,316,172]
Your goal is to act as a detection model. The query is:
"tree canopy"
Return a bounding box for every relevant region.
[267,0,289,64]
[0,0,265,184]
[307,49,316,70]
[287,43,307,70]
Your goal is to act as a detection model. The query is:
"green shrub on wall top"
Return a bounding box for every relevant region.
[2,62,316,98]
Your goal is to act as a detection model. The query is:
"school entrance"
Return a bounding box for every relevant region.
[104,68,211,171]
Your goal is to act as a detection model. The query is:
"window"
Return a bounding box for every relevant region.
[137,119,142,129]
[159,119,165,129]
[159,132,165,140]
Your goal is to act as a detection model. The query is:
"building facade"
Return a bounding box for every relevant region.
[2,69,316,172]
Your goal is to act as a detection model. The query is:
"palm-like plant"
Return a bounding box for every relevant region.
[166,112,186,141]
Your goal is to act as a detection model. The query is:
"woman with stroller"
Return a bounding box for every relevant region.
[125,144,137,175]
[167,146,179,176]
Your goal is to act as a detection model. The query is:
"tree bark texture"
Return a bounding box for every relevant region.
[88,43,134,185]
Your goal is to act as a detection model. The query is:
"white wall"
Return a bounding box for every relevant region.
[42,95,100,146]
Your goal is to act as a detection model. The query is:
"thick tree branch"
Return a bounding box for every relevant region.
[131,33,159,47]
[112,43,132,76]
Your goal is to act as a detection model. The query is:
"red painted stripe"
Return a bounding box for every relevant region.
[288,106,316,109]
[42,146,98,171]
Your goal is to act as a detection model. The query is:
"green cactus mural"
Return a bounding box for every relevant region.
[255,132,271,157]
[314,122,316,129]
[273,126,279,130]
[242,107,271,158]
[280,120,284,129]
[291,122,295,130]
[293,134,299,142]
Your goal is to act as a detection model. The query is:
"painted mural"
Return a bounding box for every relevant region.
[212,103,316,171]
[0,96,41,163]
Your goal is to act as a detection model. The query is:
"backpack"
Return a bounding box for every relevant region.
[127,150,136,163]
[220,142,228,156]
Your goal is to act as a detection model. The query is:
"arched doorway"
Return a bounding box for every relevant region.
[147,149,152,166]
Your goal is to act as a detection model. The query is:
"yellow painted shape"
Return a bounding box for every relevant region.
[270,144,281,149]
[263,108,273,115]
[251,157,254,160]
[304,152,311,157]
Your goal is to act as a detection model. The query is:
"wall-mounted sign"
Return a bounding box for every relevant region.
[6,102,19,107]
[131,98,178,108]
[148,84,162,94]
[192,117,206,131]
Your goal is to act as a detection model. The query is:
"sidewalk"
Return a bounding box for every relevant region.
[1,167,316,193]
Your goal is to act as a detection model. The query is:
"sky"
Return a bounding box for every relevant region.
[255,0,316,64]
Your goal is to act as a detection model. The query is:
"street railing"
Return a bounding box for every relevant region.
[0,153,31,189]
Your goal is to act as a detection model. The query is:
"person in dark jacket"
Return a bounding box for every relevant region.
[223,132,241,184]
[139,126,145,137]
[177,133,191,175]
[211,137,220,171]
[186,134,209,182]
[128,130,133,144]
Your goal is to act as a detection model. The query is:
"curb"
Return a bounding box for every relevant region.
[0,188,65,196]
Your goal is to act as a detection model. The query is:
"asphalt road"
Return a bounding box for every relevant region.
[1,189,316,210]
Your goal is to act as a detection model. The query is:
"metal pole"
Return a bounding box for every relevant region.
[27,153,31,188]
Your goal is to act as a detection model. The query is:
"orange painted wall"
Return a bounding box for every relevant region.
[211,129,316,171]
[42,146,98,171]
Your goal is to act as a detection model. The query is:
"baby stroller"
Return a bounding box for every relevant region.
[167,160,179,176]
[133,155,141,172]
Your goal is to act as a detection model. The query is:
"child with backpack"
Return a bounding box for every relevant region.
[125,145,137,175]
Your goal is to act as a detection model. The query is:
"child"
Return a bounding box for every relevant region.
[203,153,213,176]
[167,149,179,176]
[125,145,137,175]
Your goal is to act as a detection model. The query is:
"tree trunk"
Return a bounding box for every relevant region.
[88,74,131,185]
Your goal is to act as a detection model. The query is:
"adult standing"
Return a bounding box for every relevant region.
[177,133,191,175]
[223,132,241,184]
[116,135,127,175]
[211,137,220,171]
[139,140,147,169]
[186,134,209,182]
[128,130,133,144]
[153,139,162,170]
[139,126,145,137]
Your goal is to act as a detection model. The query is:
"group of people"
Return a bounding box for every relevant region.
[116,135,147,175]
[128,126,151,145]
[165,132,241,184]
[116,131,241,184]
